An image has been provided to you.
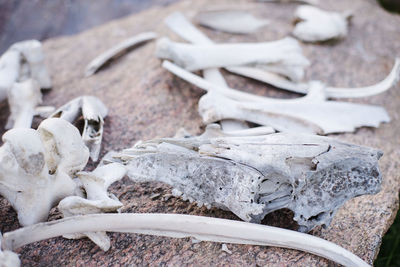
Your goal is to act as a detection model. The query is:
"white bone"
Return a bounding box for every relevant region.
[293,6,352,42]
[156,37,309,81]
[162,61,389,134]
[0,119,88,226]
[0,232,20,267]
[85,32,157,77]
[227,57,400,98]
[58,163,126,251]
[196,10,269,34]
[50,96,108,161]
[2,213,370,267]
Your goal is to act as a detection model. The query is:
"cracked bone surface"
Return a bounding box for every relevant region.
[50,96,108,162]
[0,40,51,102]
[156,37,309,82]
[58,163,127,251]
[85,32,157,77]
[163,61,390,134]
[0,118,89,226]
[110,124,382,232]
[195,10,269,34]
[293,5,352,42]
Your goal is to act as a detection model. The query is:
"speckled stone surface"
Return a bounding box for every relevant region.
[0,0,399,266]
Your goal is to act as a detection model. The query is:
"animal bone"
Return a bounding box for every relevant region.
[50,96,108,162]
[0,118,88,226]
[111,123,382,233]
[58,163,126,251]
[1,213,369,267]
[293,6,352,42]
[156,37,309,82]
[162,60,390,134]
[0,232,20,267]
[5,79,54,129]
[0,40,51,102]
[226,57,400,98]
[196,10,269,34]
[85,32,157,77]
[165,12,250,131]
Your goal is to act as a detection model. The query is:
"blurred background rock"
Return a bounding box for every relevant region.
[0,0,178,53]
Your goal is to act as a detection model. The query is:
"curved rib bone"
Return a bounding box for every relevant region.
[227,57,400,98]
[85,32,157,77]
[196,10,269,34]
[1,214,369,267]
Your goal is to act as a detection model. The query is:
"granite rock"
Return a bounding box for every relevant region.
[0,0,399,266]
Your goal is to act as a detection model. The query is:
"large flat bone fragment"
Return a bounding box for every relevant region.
[163,61,390,134]
[85,32,157,77]
[156,37,309,81]
[112,124,382,232]
[196,10,269,34]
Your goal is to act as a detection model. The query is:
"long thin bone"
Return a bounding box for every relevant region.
[162,61,389,134]
[227,57,400,98]
[2,213,369,267]
[85,32,158,77]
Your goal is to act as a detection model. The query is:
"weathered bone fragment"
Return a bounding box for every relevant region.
[58,163,126,251]
[0,40,51,102]
[227,57,400,98]
[85,32,157,77]
[0,232,20,267]
[293,6,352,42]
[50,96,108,161]
[156,37,309,82]
[5,79,54,129]
[165,12,250,131]
[0,118,88,226]
[196,10,269,34]
[163,61,390,134]
[1,213,369,267]
[111,124,382,232]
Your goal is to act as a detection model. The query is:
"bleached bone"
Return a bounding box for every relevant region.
[50,96,108,162]
[1,214,369,267]
[227,58,400,98]
[162,61,390,134]
[112,124,382,232]
[165,12,250,131]
[293,6,352,42]
[58,163,126,251]
[5,79,54,129]
[0,118,88,226]
[0,232,20,267]
[196,10,269,34]
[156,37,309,82]
[10,40,52,89]
[258,0,319,4]
[0,40,51,102]
[85,32,157,77]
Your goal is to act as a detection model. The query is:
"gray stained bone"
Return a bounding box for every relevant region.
[112,124,382,232]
